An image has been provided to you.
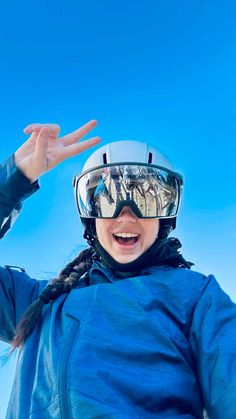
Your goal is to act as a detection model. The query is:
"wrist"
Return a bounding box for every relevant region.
[0,154,39,201]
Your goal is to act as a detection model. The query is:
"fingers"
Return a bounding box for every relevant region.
[34,127,49,164]
[62,120,98,146]
[24,123,61,137]
[63,136,101,160]
[23,120,97,146]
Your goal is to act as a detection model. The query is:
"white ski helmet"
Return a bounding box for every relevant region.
[81,141,175,172]
[73,140,183,242]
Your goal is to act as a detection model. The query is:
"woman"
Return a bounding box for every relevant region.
[0,120,235,419]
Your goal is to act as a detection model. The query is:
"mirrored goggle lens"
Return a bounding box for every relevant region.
[75,164,181,218]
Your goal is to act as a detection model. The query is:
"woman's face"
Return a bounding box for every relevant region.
[95,206,160,264]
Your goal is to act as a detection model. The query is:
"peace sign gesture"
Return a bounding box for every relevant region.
[14,120,100,182]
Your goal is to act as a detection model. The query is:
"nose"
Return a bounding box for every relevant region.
[116,206,137,222]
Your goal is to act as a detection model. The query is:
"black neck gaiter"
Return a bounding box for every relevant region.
[93,236,193,273]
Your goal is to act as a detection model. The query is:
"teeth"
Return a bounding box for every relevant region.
[114,233,138,238]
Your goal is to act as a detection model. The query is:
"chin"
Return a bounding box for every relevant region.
[113,254,140,264]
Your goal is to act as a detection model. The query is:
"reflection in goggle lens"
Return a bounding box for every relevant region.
[76,164,180,218]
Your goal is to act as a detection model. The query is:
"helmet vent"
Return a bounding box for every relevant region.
[103,153,107,164]
[148,152,153,164]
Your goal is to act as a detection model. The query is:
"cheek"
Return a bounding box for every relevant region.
[143,220,160,245]
[95,219,104,243]
[95,219,112,246]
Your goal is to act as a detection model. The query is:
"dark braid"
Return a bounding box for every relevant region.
[11,247,95,351]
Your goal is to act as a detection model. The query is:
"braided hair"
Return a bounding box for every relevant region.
[11,247,95,351]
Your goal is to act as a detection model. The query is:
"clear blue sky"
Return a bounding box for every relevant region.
[0,0,236,416]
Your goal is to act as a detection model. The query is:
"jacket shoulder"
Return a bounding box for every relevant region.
[150,265,210,287]
[147,265,213,310]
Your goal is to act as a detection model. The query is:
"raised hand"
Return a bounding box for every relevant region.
[14,120,100,182]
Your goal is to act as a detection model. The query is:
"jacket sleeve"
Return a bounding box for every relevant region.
[189,275,236,419]
[0,154,39,238]
[0,266,47,344]
[0,155,44,343]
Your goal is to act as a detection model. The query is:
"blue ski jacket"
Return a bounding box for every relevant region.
[0,155,236,419]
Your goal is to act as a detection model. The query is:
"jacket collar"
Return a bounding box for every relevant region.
[62,261,163,321]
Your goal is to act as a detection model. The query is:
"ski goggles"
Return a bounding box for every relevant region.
[73,163,183,219]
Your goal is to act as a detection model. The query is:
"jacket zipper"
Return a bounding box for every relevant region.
[58,320,80,419]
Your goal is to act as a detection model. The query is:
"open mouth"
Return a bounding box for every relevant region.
[112,233,139,246]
